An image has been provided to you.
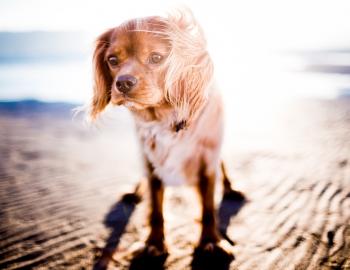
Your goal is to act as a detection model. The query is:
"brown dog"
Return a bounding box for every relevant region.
[90,10,244,257]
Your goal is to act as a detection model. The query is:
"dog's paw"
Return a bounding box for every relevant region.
[223,188,246,201]
[121,192,142,204]
[192,240,234,269]
[132,240,168,258]
[143,244,168,258]
[129,243,168,270]
[196,239,234,259]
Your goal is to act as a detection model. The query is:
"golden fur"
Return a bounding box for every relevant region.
[90,9,241,258]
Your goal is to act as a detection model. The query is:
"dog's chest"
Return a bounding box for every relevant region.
[137,124,197,185]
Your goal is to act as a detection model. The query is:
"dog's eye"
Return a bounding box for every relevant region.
[149,53,163,64]
[107,56,118,66]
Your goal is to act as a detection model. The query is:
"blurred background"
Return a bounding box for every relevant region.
[1,0,350,103]
[0,1,349,269]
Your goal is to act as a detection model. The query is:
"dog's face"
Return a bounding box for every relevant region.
[91,12,214,127]
[105,18,170,110]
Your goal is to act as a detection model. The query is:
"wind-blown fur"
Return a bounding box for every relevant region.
[161,10,214,126]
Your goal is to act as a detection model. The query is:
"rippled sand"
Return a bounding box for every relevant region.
[0,99,349,269]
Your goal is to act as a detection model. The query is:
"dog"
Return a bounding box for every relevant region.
[90,10,244,258]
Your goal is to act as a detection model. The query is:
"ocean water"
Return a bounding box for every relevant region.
[0,31,93,103]
[1,31,350,104]
[0,49,350,104]
[0,58,92,103]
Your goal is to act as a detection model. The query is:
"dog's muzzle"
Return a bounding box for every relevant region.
[116,74,138,94]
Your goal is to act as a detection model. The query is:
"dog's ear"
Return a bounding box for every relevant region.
[163,9,214,129]
[90,29,114,120]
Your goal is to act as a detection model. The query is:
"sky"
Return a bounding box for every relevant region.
[1,0,350,51]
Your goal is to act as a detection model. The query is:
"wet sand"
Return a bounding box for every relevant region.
[0,99,349,269]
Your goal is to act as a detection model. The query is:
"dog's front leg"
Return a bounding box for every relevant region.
[198,166,220,247]
[145,174,167,256]
[196,163,234,257]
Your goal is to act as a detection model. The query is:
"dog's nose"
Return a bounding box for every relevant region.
[116,75,137,93]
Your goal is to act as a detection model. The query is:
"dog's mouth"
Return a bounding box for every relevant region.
[111,93,149,110]
[111,92,126,105]
[111,88,163,111]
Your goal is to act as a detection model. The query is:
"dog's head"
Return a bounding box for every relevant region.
[91,10,213,128]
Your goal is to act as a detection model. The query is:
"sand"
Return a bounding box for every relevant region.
[0,99,349,269]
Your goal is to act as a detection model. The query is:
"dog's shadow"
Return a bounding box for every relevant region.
[92,193,140,270]
[93,191,245,270]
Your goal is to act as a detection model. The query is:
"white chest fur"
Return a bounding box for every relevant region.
[137,123,195,185]
[135,92,224,186]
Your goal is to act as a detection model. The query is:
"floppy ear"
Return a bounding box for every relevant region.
[90,29,114,120]
[163,10,214,129]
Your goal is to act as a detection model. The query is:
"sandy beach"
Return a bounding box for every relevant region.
[0,98,349,269]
